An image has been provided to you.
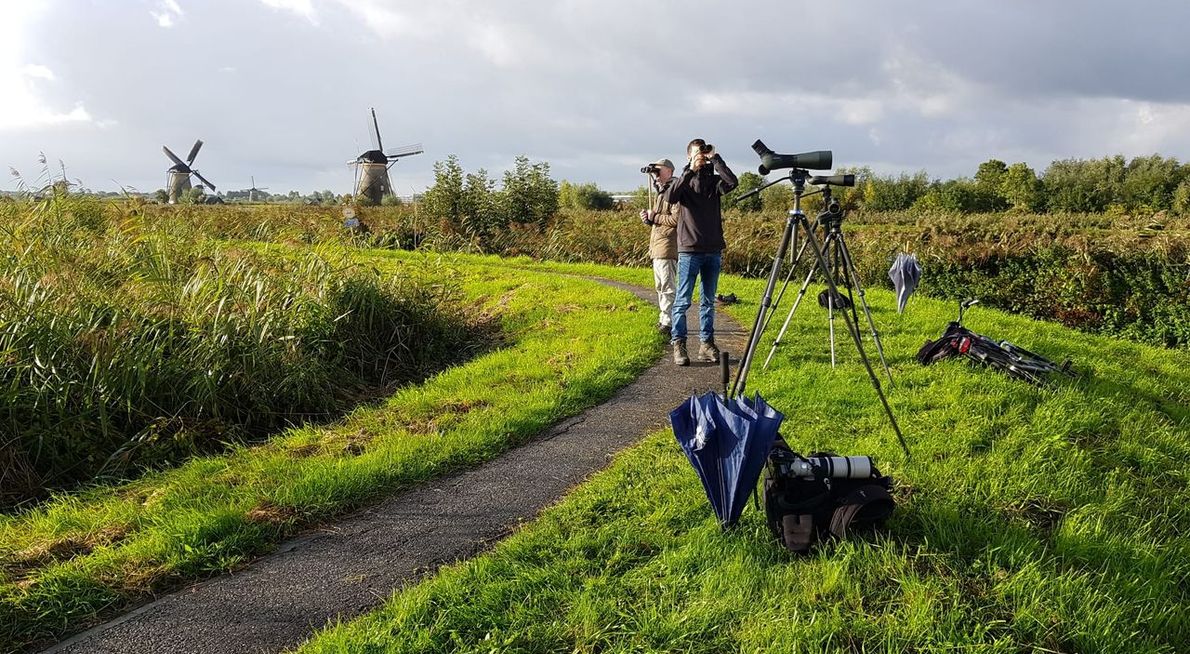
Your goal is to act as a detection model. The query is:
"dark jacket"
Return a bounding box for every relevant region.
[670,155,738,253]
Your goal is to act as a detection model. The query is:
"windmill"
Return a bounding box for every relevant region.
[163,139,216,204]
[350,108,422,205]
[248,176,269,202]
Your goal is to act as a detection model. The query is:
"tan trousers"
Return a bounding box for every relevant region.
[653,258,677,327]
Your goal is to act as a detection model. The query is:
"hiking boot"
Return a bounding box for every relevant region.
[698,340,720,363]
[673,340,690,366]
[658,323,672,337]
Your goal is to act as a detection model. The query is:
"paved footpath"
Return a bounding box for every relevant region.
[45,279,749,654]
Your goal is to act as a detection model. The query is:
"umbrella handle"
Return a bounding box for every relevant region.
[721,352,731,398]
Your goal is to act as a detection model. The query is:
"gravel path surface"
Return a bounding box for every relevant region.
[45,279,749,654]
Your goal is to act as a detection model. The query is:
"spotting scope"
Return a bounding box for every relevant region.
[810,174,855,187]
[752,140,833,175]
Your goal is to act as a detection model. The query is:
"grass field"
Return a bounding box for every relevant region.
[3,204,1188,653]
[0,250,660,652]
[296,257,1190,654]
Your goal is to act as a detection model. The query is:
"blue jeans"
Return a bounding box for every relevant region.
[671,252,721,343]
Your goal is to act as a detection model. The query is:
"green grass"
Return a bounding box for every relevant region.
[0,250,660,652]
[296,258,1190,654]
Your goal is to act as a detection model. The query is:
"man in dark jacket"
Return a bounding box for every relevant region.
[668,138,738,366]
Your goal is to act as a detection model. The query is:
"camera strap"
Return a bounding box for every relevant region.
[828,485,895,539]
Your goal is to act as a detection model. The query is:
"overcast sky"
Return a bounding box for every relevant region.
[4,0,1190,194]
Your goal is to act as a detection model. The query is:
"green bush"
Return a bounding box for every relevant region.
[1042,156,1126,213]
[861,171,930,211]
[559,181,615,211]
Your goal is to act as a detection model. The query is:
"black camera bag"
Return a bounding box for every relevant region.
[762,437,895,554]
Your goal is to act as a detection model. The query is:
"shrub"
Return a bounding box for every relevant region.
[559,181,615,211]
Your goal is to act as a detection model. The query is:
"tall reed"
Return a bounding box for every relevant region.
[0,193,473,505]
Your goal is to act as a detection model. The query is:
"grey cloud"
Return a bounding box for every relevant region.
[3,0,1190,194]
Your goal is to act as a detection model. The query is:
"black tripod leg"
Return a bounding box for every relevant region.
[828,234,841,368]
[761,236,812,336]
[797,217,911,459]
[838,234,892,384]
[837,237,861,333]
[838,238,861,368]
[763,248,820,369]
[732,213,798,399]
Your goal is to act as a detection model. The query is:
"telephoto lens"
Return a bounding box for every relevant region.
[786,455,874,479]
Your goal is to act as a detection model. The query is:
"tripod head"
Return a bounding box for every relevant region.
[731,167,821,208]
[817,187,845,230]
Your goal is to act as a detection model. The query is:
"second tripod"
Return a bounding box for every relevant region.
[762,187,892,383]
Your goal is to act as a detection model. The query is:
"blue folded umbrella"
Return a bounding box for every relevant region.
[671,392,784,528]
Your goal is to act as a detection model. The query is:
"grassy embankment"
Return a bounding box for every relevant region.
[298,257,1190,654]
[0,249,660,652]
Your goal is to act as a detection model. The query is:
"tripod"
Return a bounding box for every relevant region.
[729,170,910,458]
[762,187,892,383]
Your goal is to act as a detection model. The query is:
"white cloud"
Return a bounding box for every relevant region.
[692,91,884,126]
[335,1,413,36]
[150,0,183,28]
[1105,100,1190,154]
[319,2,540,66]
[0,7,94,131]
[259,0,318,24]
[21,64,55,80]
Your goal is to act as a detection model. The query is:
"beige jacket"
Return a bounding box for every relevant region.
[648,177,679,260]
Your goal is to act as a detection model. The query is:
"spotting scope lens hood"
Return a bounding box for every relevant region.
[810,174,856,187]
[751,140,833,174]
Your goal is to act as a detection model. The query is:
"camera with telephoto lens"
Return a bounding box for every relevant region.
[763,437,895,554]
[641,165,660,174]
[779,453,875,479]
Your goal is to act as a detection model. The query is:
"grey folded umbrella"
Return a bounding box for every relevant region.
[888,253,922,314]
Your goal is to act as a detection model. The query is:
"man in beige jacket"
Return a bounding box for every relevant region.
[640,158,679,336]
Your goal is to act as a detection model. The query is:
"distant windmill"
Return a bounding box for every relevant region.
[350,108,422,205]
[163,140,216,204]
[248,176,269,202]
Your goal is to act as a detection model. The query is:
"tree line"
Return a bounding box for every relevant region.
[727,154,1190,215]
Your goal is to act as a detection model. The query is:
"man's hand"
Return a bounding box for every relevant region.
[640,209,654,225]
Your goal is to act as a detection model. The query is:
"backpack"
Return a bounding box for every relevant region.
[762,437,895,553]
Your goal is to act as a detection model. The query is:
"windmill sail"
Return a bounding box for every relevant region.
[163,146,186,168]
[369,108,383,152]
[186,139,204,165]
[386,143,424,159]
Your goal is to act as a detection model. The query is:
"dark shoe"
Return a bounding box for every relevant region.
[716,293,738,305]
[658,323,672,337]
[673,340,690,366]
[698,340,720,363]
